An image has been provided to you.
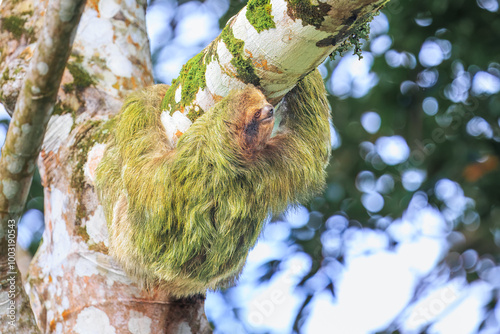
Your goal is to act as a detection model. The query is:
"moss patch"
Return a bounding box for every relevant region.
[90,55,107,69]
[71,118,115,226]
[64,62,95,92]
[77,226,90,243]
[2,68,10,81]
[0,47,5,67]
[178,52,207,106]
[161,52,207,121]
[205,37,220,64]
[161,80,180,112]
[186,105,204,122]
[285,0,332,29]
[53,101,75,116]
[246,0,276,32]
[221,26,260,86]
[2,16,27,39]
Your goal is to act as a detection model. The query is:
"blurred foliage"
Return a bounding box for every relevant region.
[24,167,44,253]
[218,0,246,28]
[283,0,500,331]
[213,0,500,331]
[25,167,44,213]
[323,0,500,252]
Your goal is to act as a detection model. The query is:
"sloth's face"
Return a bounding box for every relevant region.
[252,104,274,124]
[247,102,274,135]
[240,89,275,151]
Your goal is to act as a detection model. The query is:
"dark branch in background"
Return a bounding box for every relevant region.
[0,0,87,331]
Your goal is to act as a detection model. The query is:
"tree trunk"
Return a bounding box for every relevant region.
[1,0,86,332]
[0,0,388,332]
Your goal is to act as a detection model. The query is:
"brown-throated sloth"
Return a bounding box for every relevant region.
[95,69,331,297]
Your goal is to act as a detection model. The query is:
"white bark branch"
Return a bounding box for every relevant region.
[161,0,388,142]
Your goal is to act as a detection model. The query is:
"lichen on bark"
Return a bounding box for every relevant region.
[285,0,332,29]
[328,8,381,60]
[70,119,114,226]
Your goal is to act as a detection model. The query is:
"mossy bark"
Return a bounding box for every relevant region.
[0,0,45,114]
[17,0,210,332]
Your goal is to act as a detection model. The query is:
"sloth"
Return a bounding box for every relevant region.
[95,69,331,297]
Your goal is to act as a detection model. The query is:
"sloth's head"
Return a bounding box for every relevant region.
[231,86,275,153]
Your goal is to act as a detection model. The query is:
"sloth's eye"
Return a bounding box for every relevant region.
[254,110,262,119]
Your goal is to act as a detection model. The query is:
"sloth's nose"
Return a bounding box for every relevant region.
[263,104,274,117]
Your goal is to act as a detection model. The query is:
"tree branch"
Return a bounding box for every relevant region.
[0,0,86,229]
[159,0,388,143]
[0,0,45,114]
[0,0,86,332]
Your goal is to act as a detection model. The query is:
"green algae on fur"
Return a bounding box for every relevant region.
[95,72,331,297]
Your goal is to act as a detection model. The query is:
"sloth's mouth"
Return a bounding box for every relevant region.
[261,114,274,123]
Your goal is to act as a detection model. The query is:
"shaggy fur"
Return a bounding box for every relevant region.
[95,70,331,297]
